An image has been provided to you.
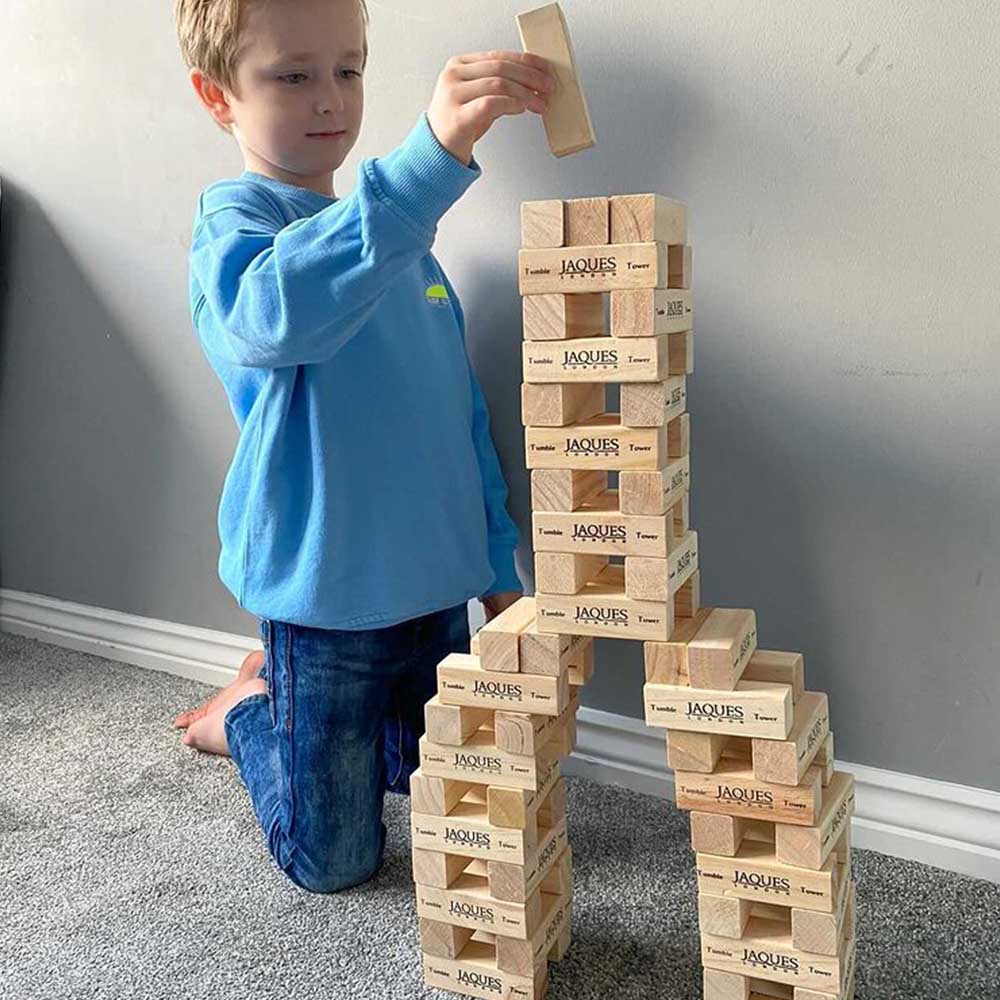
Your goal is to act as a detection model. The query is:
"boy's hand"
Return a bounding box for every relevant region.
[481,590,523,623]
[427,51,556,165]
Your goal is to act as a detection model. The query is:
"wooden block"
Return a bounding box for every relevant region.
[621,376,687,427]
[610,194,686,245]
[534,550,607,593]
[412,845,472,889]
[497,890,572,976]
[624,530,698,602]
[669,243,692,288]
[668,411,691,457]
[540,844,573,896]
[525,413,668,471]
[416,872,544,939]
[532,489,678,558]
[419,917,474,960]
[702,913,850,993]
[479,597,537,673]
[419,727,558,791]
[411,769,477,815]
[424,695,493,746]
[643,607,712,684]
[687,609,759,691]
[517,2,596,159]
[489,815,570,902]
[522,381,604,427]
[567,639,595,687]
[495,692,579,755]
[775,772,856,870]
[673,492,691,535]
[523,334,673,383]
[470,631,480,655]
[744,650,805,703]
[518,242,673,296]
[667,731,742,773]
[488,762,562,830]
[523,291,603,341]
[564,196,609,245]
[816,733,835,786]
[536,562,674,641]
[647,678,792,739]
[549,922,572,961]
[521,198,564,248]
[530,468,608,511]
[792,876,854,956]
[699,891,752,939]
[675,568,701,618]
[437,652,570,716]
[675,758,823,826]
[519,625,593,678]
[794,924,856,1000]
[619,456,691,516]
[535,770,569,827]
[704,967,751,1000]
[422,941,547,1000]
[611,287,694,338]
[670,328,695,375]
[691,812,749,856]
[752,693,830,786]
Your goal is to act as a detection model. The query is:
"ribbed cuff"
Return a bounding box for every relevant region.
[483,544,523,598]
[365,112,482,236]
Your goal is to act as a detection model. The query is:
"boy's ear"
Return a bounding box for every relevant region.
[190,68,235,130]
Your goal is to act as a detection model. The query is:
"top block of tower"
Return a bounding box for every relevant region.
[610,195,687,245]
[517,3,596,158]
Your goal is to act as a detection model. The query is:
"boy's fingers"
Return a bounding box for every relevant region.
[453,76,549,111]
[453,58,554,95]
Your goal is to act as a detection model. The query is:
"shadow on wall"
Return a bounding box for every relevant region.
[0,177,244,634]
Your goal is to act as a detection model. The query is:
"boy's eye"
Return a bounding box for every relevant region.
[279,73,308,84]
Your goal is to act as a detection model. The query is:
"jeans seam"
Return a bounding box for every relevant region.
[388,700,405,789]
[284,622,296,840]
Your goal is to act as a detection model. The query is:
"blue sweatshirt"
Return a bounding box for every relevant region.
[187,112,522,630]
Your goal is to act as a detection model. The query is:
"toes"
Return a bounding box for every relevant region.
[173,712,192,729]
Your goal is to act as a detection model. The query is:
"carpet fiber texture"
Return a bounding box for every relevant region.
[2,630,998,998]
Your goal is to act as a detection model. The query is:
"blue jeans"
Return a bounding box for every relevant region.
[223,602,470,894]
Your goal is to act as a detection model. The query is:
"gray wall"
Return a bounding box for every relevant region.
[2,1,998,791]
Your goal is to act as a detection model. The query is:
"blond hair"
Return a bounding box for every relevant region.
[174,0,369,130]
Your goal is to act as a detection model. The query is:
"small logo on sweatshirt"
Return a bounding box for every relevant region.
[425,283,450,307]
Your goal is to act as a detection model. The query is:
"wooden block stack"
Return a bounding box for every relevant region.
[411,596,592,998]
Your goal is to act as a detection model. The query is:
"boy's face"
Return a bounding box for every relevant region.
[224,0,366,194]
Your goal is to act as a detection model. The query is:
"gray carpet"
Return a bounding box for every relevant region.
[2,630,998,999]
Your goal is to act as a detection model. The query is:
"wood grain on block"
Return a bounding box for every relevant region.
[610,193,686,245]
[816,733,835,786]
[668,411,691,457]
[676,758,823,826]
[621,376,687,427]
[675,569,702,619]
[669,328,695,375]
[684,608,759,691]
[522,381,604,427]
[643,606,712,683]
[497,890,572,976]
[479,596,537,673]
[534,550,607,594]
[422,941,547,1000]
[703,967,752,1000]
[516,2,596,159]
[518,242,670,295]
[667,731,750,773]
[744,650,805,703]
[752,693,830,786]
[673,492,691,535]
[521,198,564,248]
[495,692,580,756]
[532,490,678,558]
[488,762,562,830]
[523,334,673,383]
[530,468,608,511]
[419,727,559,791]
[519,624,593,678]
[437,652,570,716]
[411,769,477,816]
[646,678,792,739]
[624,530,698,602]
[619,455,691,516]
[691,812,749,857]
[792,877,854,957]
[489,818,570,902]
[419,917,473,959]
[523,291,603,341]
[669,244,693,288]
[536,562,675,641]
[701,912,852,993]
[412,846,472,889]
[796,942,856,1000]
[564,196,609,245]
[697,838,844,913]
[611,287,693,338]
[550,923,572,962]
[424,695,493,746]
[775,772,855,870]
[699,892,753,939]
[416,873,544,939]
[525,413,668,471]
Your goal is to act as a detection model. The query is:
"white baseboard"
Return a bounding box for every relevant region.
[4,587,999,884]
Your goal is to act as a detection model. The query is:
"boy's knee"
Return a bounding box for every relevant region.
[288,856,380,894]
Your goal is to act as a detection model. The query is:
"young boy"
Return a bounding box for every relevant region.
[171,0,555,893]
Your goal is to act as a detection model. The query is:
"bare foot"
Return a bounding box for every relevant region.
[173,649,265,729]
[181,677,267,756]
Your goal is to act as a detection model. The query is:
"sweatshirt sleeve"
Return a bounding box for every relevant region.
[190,113,481,369]
[439,272,524,598]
